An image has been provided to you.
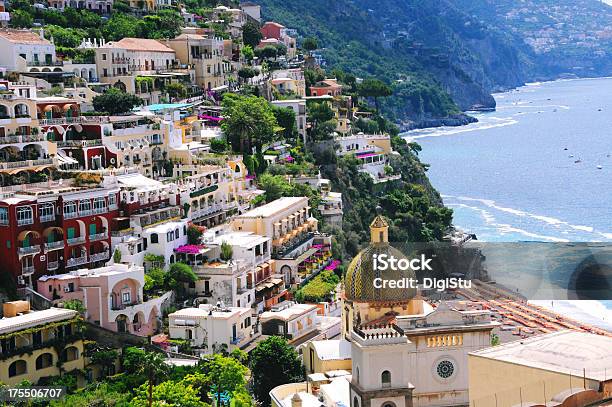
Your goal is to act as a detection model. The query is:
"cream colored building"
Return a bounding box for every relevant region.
[260,301,319,343]
[232,197,332,286]
[0,29,56,72]
[168,304,257,354]
[0,303,85,386]
[304,339,352,374]
[167,33,231,90]
[469,330,612,407]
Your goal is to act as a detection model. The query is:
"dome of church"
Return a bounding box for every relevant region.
[344,214,417,303]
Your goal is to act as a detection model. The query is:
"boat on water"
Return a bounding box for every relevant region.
[597,165,603,169]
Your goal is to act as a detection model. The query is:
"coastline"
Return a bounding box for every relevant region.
[398,113,478,132]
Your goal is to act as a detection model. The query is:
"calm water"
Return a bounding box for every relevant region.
[403,77,612,326]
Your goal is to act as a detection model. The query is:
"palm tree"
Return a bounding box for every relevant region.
[137,351,170,407]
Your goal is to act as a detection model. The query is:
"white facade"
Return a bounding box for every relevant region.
[168,304,256,353]
[350,302,498,407]
[0,29,56,72]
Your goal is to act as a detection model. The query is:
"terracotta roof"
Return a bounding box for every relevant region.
[263,21,285,28]
[109,38,175,53]
[0,29,51,45]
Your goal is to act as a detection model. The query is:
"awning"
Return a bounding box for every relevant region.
[295,248,318,264]
[56,150,78,165]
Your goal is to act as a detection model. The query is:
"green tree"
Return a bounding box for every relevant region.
[220,241,233,261]
[241,45,255,63]
[209,137,230,154]
[90,349,119,378]
[51,382,130,407]
[102,13,140,40]
[10,10,33,28]
[164,262,198,299]
[242,20,262,48]
[186,224,204,245]
[136,351,171,407]
[93,87,143,115]
[63,299,86,314]
[144,267,166,292]
[302,37,318,54]
[122,347,147,375]
[237,66,259,84]
[132,380,206,407]
[221,94,278,154]
[272,106,297,140]
[165,82,188,100]
[250,336,304,406]
[307,101,336,141]
[358,78,393,112]
[113,248,122,263]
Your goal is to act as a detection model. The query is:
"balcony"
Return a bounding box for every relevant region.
[40,214,55,222]
[18,245,41,256]
[67,236,86,246]
[22,265,35,275]
[16,217,33,226]
[79,209,92,216]
[111,295,142,310]
[230,333,245,345]
[39,116,110,126]
[0,159,54,170]
[44,241,65,251]
[47,261,59,271]
[90,251,109,263]
[89,232,108,242]
[63,211,76,219]
[92,207,107,215]
[236,286,250,294]
[67,255,88,268]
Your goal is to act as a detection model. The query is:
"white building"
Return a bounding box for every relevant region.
[0,29,56,72]
[168,304,257,354]
[260,301,319,343]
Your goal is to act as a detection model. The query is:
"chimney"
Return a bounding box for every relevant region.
[38,28,44,40]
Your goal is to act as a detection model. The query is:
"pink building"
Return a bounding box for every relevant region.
[37,264,171,336]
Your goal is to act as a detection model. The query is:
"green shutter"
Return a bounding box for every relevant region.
[89,224,97,236]
[67,227,75,239]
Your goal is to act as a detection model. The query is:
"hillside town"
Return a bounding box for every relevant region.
[0,1,610,407]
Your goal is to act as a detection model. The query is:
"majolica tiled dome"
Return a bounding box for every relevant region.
[344,214,417,303]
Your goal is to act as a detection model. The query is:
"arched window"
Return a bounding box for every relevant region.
[9,360,27,377]
[381,370,391,387]
[353,396,359,407]
[35,353,53,370]
[150,233,158,244]
[62,346,79,362]
[355,366,360,384]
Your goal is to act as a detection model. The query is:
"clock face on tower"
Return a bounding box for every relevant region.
[436,360,455,379]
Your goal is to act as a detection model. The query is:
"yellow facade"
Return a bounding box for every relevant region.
[303,342,352,375]
[468,355,604,407]
[0,318,86,386]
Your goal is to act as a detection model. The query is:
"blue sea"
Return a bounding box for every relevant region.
[402,77,612,329]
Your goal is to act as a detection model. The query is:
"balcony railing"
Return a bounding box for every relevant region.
[90,251,109,263]
[16,217,33,226]
[39,116,110,126]
[0,158,54,170]
[67,236,86,245]
[111,295,141,310]
[67,255,88,268]
[230,333,244,345]
[44,241,65,251]
[39,214,55,222]
[64,211,78,219]
[89,232,108,242]
[47,261,59,271]
[18,245,41,256]
[92,206,107,215]
[22,265,35,275]
[79,209,92,216]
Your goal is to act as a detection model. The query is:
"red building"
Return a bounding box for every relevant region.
[260,21,285,40]
[309,79,343,97]
[0,179,120,287]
